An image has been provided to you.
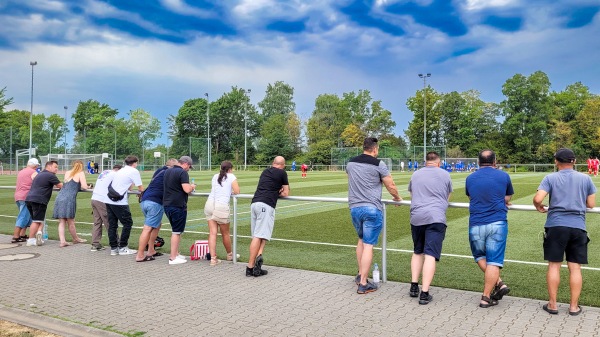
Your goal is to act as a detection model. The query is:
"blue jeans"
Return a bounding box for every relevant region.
[469,221,508,267]
[350,206,383,245]
[15,201,32,228]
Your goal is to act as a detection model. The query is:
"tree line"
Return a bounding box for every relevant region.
[1,70,598,166]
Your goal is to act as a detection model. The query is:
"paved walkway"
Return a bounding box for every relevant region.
[1,234,599,337]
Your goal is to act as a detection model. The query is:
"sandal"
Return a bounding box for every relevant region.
[136,255,155,262]
[569,305,583,316]
[73,238,88,244]
[491,281,510,301]
[60,242,73,248]
[11,237,24,243]
[479,295,498,308]
[210,257,222,266]
[226,252,240,261]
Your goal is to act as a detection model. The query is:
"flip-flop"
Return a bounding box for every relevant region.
[151,252,163,257]
[136,256,155,262]
[569,306,583,316]
[543,304,559,315]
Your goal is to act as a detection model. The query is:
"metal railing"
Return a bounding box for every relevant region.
[2,185,599,282]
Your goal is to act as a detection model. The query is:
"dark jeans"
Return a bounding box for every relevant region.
[106,203,133,249]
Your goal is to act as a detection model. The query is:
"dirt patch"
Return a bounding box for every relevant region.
[0,319,60,337]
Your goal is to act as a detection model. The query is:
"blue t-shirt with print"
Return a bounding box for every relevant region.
[538,169,596,230]
[466,167,514,226]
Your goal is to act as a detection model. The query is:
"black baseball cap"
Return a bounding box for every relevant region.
[554,148,576,163]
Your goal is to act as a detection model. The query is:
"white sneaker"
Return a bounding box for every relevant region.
[26,238,37,246]
[110,248,119,256]
[169,258,187,265]
[176,254,187,260]
[118,247,137,255]
[35,231,43,246]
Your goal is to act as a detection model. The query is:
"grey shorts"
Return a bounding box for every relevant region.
[250,202,275,240]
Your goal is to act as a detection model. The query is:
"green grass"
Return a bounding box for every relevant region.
[1,169,600,307]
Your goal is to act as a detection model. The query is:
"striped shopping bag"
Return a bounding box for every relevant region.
[190,240,210,260]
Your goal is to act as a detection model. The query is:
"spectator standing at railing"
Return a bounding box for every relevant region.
[163,156,195,265]
[11,158,39,243]
[25,160,63,246]
[533,148,596,316]
[465,149,513,308]
[246,156,289,277]
[347,137,401,294]
[407,151,452,305]
[90,164,122,251]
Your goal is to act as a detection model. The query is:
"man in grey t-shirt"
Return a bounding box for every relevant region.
[347,137,401,294]
[407,151,452,304]
[533,148,596,316]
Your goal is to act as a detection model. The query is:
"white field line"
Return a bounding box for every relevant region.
[4,214,593,272]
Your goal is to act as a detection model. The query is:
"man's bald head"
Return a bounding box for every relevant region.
[273,156,286,169]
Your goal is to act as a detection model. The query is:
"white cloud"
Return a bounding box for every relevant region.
[159,0,215,18]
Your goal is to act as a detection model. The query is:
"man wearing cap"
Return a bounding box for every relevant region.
[534,148,596,316]
[465,149,513,308]
[25,160,63,246]
[11,158,39,243]
[105,155,144,256]
[163,156,196,265]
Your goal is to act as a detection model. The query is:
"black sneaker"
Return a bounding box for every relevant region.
[246,267,254,277]
[409,283,419,297]
[419,291,433,305]
[255,254,263,270]
[253,266,268,277]
[357,281,378,294]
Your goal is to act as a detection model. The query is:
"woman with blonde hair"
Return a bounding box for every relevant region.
[204,161,240,265]
[52,160,91,247]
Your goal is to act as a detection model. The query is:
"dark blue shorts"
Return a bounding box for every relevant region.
[544,226,589,264]
[164,206,187,234]
[411,223,447,261]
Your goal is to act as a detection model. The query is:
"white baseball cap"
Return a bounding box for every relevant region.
[27,158,40,166]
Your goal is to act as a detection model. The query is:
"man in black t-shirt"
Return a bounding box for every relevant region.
[25,160,63,246]
[163,156,196,265]
[246,156,290,277]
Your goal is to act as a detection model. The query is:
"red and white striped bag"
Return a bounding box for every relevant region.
[190,240,210,260]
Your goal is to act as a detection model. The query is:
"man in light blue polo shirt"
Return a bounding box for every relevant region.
[534,148,596,316]
[465,149,513,308]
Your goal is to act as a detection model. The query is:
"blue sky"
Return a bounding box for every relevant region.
[1,0,599,147]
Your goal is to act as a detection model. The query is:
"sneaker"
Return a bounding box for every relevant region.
[177,254,187,260]
[409,283,419,298]
[35,231,43,246]
[169,258,187,265]
[357,281,378,294]
[246,267,254,277]
[255,254,263,270]
[355,274,361,285]
[90,244,105,252]
[110,248,119,256]
[253,267,268,277]
[26,238,37,246]
[419,291,433,305]
[118,247,137,255]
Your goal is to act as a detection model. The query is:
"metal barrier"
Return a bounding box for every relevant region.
[2,185,599,282]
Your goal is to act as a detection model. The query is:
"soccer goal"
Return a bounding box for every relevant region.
[44,153,109,173]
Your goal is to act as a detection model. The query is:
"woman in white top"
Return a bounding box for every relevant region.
[52,160,91,247]
[204,161,240,266]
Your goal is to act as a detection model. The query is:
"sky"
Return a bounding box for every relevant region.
[1,0,599,147]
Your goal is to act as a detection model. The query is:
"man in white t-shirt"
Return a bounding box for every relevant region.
[90,164,122,251]
[105,156,144,256]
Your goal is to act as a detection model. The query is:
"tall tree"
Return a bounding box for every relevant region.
[0,86,14,113]
[72,100,119,154]
[405,86,443,148]
[258,81,295,119]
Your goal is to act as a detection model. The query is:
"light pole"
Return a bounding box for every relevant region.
[418,73,431,163]
[64,106,68,170]
[29,61,37,155]
[244,88,251,170]
[205,93,210,170]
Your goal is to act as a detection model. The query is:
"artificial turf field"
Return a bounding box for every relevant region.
[1,169,599,306]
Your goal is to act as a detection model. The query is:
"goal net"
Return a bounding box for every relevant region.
[44,153,108,173]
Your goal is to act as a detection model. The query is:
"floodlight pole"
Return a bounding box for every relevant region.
[418,73,431,163]
[64,106,68,162]
[244,88,251,171]
[29,61,37,155]
[205,93,210,171]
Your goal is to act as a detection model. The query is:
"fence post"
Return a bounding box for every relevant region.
[382,203,387,283]
[233,196,238,264]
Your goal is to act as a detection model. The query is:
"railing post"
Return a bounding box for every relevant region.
[233,196,238,264]
[382,203,387,283]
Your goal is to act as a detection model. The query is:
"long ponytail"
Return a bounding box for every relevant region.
[217,161,233,186]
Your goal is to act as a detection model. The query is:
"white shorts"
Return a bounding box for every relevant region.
[250,202,275,240]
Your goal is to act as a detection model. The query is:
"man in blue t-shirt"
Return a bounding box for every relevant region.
[246,156,290,277]
[135,158,178,262]
[465,150,514,308]
[533,148,596,316]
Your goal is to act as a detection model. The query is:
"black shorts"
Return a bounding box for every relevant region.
[411,222,447,261]
[26,201,47,222]
[543,226,589,264]
[164,206,187,234]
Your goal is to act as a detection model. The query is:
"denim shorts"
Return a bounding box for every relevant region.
[469,221,508,267]
[141,200,164,229]
[15,201,32,228]
[350,206,383,245]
